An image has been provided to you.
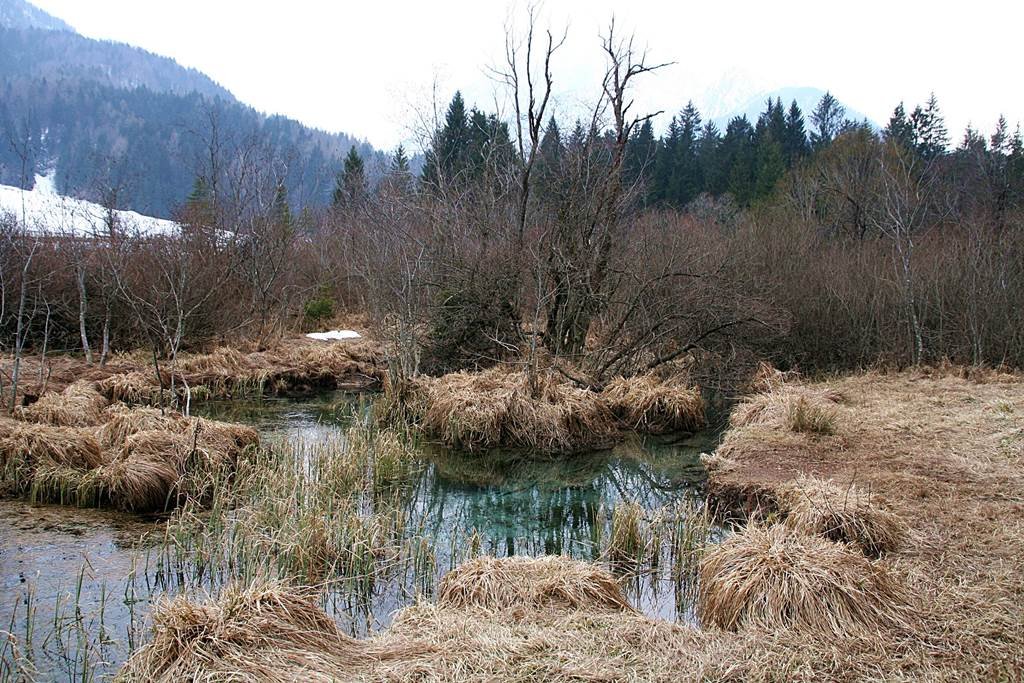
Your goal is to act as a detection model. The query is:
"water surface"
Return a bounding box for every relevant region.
[1,391,718,679]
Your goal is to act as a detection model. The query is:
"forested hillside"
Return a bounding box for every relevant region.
[0,0,379,217]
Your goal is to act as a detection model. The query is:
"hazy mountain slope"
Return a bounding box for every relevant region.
[0,0,71,32]
[0,26,235,101]
[0,0,379,218]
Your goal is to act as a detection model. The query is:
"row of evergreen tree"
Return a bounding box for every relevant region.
[392,89,1024,212]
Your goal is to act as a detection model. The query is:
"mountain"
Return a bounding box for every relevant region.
[0,24,234,101]
[0,0,71,32]
[0,0,380,218]
[711,86,877,130]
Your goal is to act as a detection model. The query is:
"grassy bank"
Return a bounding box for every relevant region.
[0,336,384,412]
[117,368,1024,680]
[394,367,705,454]
[1,380,258,512]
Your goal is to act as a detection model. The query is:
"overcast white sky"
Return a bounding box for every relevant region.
[32,0,1024,151]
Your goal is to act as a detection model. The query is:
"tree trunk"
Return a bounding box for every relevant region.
[77,267,93,364]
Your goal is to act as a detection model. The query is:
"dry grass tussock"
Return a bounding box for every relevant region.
[782,476,907,556]
[18,380,110,427]
[93,415,257,512]
[729,379,842,434]
[407,367,619,453]
[123,558,722,682]
[1,392,257,511]
[404,367,704,453]
[698,523,915,635]
[602,373,706,434]
[437,555,634,612]
[117,579,426,683]
[97,338,384,405]
[0,418,105,495]
[702,369,1024,678]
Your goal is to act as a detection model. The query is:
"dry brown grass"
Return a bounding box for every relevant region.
[19,380,110,427]
[602,373,706,434]
[98,370,164,405]
[0,419,105,484]
[782,476,907,556]
[702,370,1024,678]
[437,555,634,612]
[2,388,257,511]
[408,367,618,453]
[116,579,412,682]
[123,560,717,683]
[404,367,704,453]
[95,338,384,405]
[698,524,915,635]
[95,417,257,512]
[96,404,181,448]
[729,381,843,431]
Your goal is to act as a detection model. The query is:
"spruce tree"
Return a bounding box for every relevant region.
[697,121,723,195]
[652,117,681,205]
[783,100,809,164]
[333,147,366,207]
[391,144,410,174]
[272,181,291,229]
[721,116,755,205]
[910,93,949,160]
[883,103,915,150]
[421,91,470,189]
[810,91,846,150]
[625,118,657,200]
[675,101,704,206]
[536,118,563,200]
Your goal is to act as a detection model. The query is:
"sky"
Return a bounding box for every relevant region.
[31,0,1024,151]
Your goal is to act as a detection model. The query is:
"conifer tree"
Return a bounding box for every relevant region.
[535,118,563,200]
[381,144,412,195]
[675,101,704,206]
[783,100,809,164]
[652,117,681,204]
[391,144,410,174]
[421,91,470,189]
[272,181,291,229]
[697,121,724,195]
[625,118,657,200]
[810,91,846,150]
[883,102,915,150]
[333,147,366,207]
[721,116,756,205]
[911,93,949,160]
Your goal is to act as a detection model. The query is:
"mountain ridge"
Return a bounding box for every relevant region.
[0,0,380,218]
[0,0,71,32]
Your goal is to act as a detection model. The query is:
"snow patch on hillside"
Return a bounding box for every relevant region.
[0,174,179,236]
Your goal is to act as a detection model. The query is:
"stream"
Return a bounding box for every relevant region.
[0,391,719,680]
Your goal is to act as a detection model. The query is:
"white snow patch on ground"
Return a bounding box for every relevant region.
[305,330,362,341]
[0,174,179,237]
